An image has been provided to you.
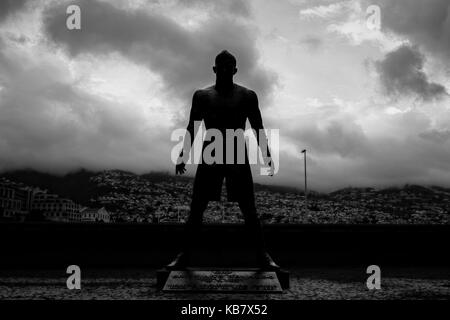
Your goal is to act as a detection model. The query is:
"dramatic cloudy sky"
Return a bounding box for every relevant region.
[0,0,449,191]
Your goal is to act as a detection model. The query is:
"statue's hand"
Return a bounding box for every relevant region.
[263,156,275,177]
[176,162,186,175]
[267,159,275,177]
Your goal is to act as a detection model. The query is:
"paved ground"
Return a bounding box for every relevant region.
[0,267,449,300]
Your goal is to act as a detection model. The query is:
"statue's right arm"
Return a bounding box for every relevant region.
[179,90,202,162]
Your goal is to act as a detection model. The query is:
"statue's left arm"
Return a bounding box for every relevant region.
[247,90,272,161]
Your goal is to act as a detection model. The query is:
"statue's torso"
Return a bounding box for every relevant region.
[196,84,253,165]
[198,84,251,131]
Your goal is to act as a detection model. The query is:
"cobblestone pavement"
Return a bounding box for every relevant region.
[0,268,449,300]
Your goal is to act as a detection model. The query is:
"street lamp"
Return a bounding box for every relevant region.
[301,149,307,215]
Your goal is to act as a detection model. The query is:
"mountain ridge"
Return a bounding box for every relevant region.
[2,168,450,204]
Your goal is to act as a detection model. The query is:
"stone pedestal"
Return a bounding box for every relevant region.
[157,268,289,292]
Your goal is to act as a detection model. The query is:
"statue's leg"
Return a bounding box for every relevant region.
[167,197,208,269]
[182,197,209,253]
[238,197,280,270]
[238,197,266,255]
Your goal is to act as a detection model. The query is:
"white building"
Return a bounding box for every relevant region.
[32,192,82,222]
[0,180,33,220]
[80,207,110,223]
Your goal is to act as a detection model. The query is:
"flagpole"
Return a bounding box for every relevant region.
[302,149,307,216]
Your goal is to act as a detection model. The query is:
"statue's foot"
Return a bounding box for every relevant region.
[258,252,281,271]
[166,252,189,270]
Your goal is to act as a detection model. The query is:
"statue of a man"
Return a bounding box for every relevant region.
[167,50,280,270]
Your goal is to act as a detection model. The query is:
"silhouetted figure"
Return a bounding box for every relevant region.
[167,50,279,270]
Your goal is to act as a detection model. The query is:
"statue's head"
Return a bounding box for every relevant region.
[213,50,237,79]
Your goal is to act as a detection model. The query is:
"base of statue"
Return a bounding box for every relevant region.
[157,268,289,292]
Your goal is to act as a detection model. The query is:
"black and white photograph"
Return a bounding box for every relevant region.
[0,0,449,314]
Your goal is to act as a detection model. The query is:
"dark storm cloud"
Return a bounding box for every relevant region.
[375,45,448,101]
[279,105,371,159]
[0,0,28,21]
[373,0,450,61]
[0,41,172,174]
[295,118,369,158]
[419,129,450,144]
[43,0,276,103]
[0,0,277,179]
[177,0,251,17]
[2,0,450,190]
[277,108,450,190]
